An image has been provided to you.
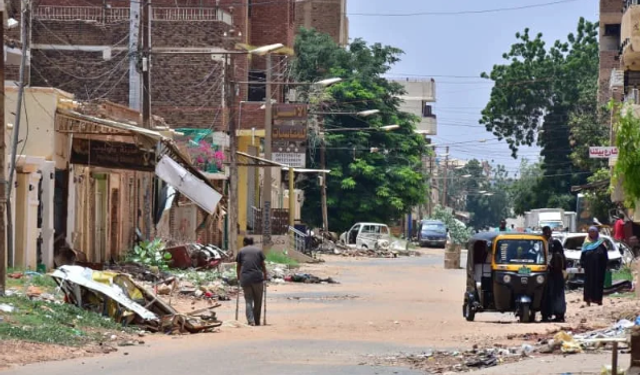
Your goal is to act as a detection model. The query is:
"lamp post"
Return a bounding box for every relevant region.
[318,109,383,233]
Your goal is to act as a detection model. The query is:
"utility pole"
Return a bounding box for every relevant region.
[261,54,273,252]
[141,0,151,128]
[226,55,239,255]
[128,0,141,111]
[442,146,449,207]
[319,115,328,233]
[0,2,7,295]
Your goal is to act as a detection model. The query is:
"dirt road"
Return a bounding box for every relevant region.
[1,250,628,374]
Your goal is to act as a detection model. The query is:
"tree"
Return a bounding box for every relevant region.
[612,102,640,208]
[480,18,599,208]
[510,159,545,215]
[293,29,428,232]
[443,159,513,229]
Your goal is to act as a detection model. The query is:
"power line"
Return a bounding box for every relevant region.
[349,0,581,17]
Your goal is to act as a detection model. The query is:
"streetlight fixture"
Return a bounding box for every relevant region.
[462,174,472,178]
[248,43,284,56]
[316,77,342,87]
[381,125,400,131]
[357,109,380,117]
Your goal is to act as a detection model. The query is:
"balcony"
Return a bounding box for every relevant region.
[392,78,436,102]
[32,6,233,24]
[621,1,640,70]
[415,115,437,136]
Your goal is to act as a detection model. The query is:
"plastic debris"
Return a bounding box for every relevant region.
[601,365,626,375]
[0,303,15,313]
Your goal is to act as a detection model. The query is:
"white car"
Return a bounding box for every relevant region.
[559,233,623,275]
[339,222,391,251]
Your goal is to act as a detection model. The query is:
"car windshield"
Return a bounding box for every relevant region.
[422,224,445,233]
[495,240,546,265]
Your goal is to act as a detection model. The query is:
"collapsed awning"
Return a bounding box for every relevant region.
[56,108,224,214]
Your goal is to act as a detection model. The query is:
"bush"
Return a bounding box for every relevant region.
[429,206,473,245]
[127,239,171,271]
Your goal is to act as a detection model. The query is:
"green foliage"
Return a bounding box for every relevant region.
[612,102,640,208]
[0,295,130,346]
[429,205,472,245]
[127,239,171,271]
[510,160,545,215]
[445,159,513,229]
[266,252,299,267]
[294,28,427,232]
[480,18,599,208]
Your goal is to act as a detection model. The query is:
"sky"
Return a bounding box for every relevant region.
[346,0,599,176]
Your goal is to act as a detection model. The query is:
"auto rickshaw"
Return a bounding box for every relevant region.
[462,232,548,323]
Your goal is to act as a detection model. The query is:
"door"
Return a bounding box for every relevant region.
[347,224,361,245]
[110,188,120,261]
[94,176,108,261]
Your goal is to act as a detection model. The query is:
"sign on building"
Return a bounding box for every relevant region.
[70,138,155,171]
[589,147,618,159]
[272,104,308,167]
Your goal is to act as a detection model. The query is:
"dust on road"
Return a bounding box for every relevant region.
[2,250,632,374]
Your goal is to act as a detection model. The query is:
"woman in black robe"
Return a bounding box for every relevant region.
[580,226,609,306]
[542,226,567,322]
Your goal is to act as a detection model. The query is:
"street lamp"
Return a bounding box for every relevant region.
[316,77,343,87]
[357,109,380,117]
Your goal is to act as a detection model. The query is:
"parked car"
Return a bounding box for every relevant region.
[339,223,391,250]
[560,233,623,279]
[417,220,448,248]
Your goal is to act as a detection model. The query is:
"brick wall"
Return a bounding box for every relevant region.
[31,50,130,104]
[294,0,343,44]
[599,50,621,105]
[33,20,130,46]
[601,0,622,13]
[249,0,295,50]
[151,21,230,48]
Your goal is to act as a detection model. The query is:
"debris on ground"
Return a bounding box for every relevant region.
[301,230,421,258]
[165,243,228,270]
[282,273,339,284]
[51,266,222,334]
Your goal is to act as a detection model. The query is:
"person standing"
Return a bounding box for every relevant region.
[541,226,566,322]
[497,220,509,232]
[580,226,609,306]
[236,237,267,326]
[613,215,625,242]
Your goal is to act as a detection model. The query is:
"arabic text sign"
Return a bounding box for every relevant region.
[70,138,155,171]
[273,104,308,120]
[589,147,618,159]
[273,152,306,168]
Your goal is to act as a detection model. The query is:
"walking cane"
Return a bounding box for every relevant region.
[263,281,267,326]
[235,283,240,321]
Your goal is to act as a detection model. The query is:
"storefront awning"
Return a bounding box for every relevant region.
[56,109,224,213]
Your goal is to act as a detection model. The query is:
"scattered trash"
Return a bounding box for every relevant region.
[601,365,626,375]
[285,273,339,284]
[51,265,222,334]
[0,303,15,313]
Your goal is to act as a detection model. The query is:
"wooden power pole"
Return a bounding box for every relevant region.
[141,0,151,129]
[226,55,239,255]
[442,146,449,207]
[0,2,6,295]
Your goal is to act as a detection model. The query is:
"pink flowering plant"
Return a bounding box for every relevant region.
[181,138,225,173]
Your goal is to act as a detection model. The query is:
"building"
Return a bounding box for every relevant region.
[2,87,222,270]
[389,78,437,136]
[295,0,348,45]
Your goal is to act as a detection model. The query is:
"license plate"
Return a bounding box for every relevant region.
[518,267,531,275]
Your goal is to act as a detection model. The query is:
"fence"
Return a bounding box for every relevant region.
[33,6,232,23]
[248,207,289,236]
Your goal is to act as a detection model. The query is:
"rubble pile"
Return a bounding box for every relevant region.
[51,266,223,334]
[302,231,421,258]
[372,321,635,373]
[269,266,339,285]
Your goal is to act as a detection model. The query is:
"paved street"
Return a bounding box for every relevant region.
[1,250,623,374]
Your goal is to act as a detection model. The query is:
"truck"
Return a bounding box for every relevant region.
[524,208,576,232]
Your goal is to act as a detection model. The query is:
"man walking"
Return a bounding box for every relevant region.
[236,237,267,326]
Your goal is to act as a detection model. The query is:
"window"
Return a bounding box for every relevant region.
[604,24,621,37]
[422,103,435,118]
[248,70,266,102]
[495,240,546,265]
[422,223,446,233]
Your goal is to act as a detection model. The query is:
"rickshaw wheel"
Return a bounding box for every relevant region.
[519,304,532,323]
[464,303,475,322]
